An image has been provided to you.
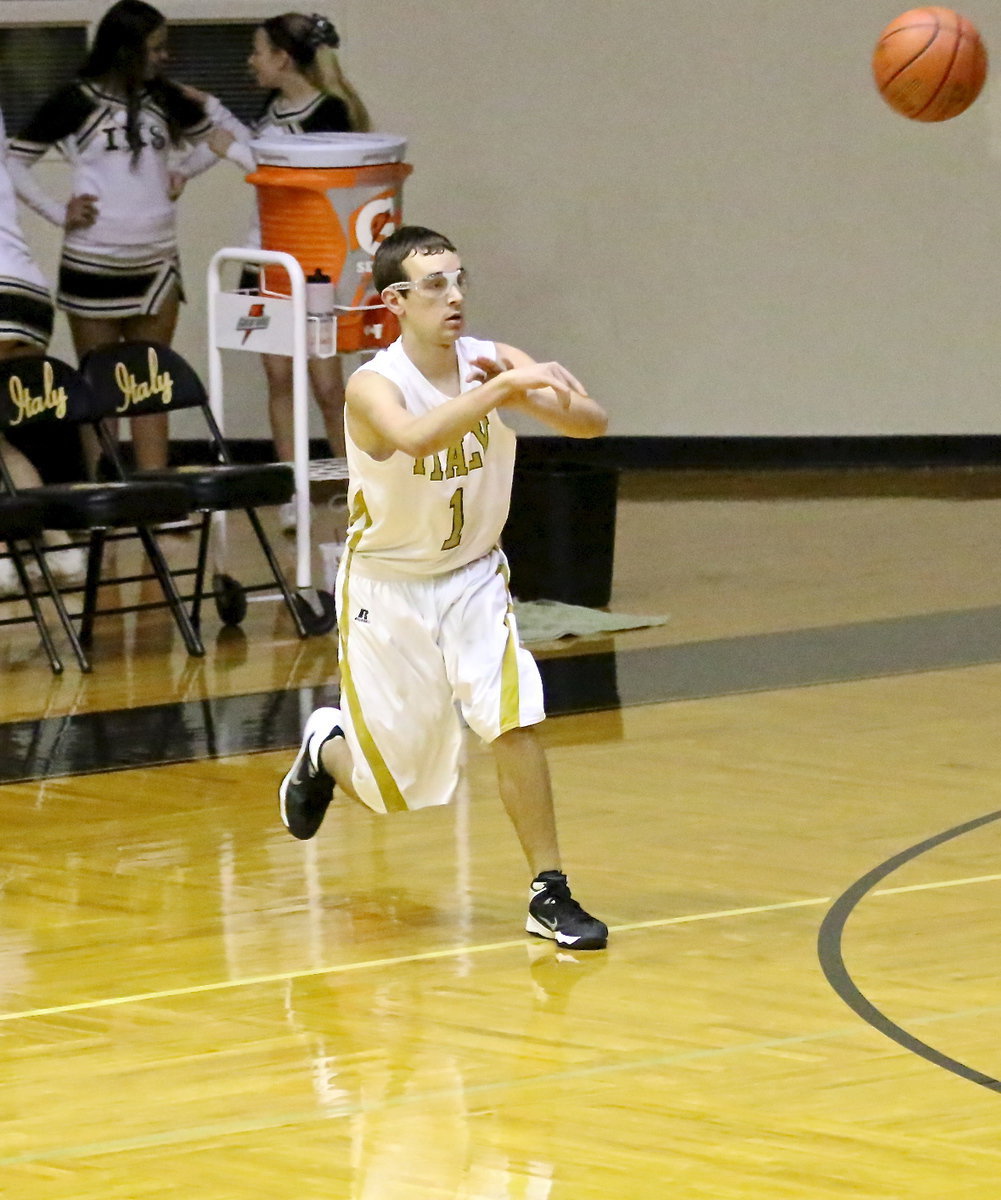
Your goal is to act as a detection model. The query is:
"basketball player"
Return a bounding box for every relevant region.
[279,225,610,950]
[7,1,214,474]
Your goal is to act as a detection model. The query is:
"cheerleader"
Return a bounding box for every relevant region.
[184,12,369,532]
[0,107,85,593]
[7,0,215,474]
[0,110,53,360]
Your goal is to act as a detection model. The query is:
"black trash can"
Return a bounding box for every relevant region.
[503,459,618,607]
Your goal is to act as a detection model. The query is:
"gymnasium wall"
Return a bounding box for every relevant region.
[6,0,1001,440]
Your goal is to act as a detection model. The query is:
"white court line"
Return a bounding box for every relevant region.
[875,872,1001,896]
[2,871,1000,1167]
[0,871,997,1026]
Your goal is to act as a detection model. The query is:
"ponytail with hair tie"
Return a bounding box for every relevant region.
[262,10,370,132]
[307,14,340,50]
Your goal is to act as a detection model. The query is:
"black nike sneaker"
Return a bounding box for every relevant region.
[279,706,343,839]
[526,870,608,950]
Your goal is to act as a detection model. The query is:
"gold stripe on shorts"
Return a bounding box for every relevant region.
[337,490,409,813]
[496,559,522,733]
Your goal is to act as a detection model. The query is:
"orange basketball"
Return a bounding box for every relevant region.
[873,7,988,121]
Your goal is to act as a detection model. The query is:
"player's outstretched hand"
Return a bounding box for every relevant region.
[466,354,513,384]
[502,362,586,409]
[65,194,98,231]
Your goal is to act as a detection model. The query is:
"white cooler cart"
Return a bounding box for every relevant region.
[206,247,342,636]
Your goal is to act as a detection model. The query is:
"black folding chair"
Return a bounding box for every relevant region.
[78,340,331,637]
[0,492,76,673]
[0,355,201,670]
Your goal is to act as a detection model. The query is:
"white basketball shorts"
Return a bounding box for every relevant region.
[335,547,545,814]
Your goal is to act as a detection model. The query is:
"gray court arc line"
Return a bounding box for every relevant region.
[817,806,1001,1094]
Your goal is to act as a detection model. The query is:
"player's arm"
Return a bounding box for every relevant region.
[347,358,593,459]
[346,369,505,459]
[480,343,607,438]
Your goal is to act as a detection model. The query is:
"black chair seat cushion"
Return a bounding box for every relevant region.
[134,464,294,511]
[0,495,44,541]
[29,480,192,530]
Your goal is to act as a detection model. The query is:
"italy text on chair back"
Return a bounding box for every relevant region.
[79,340,207,419]
[0,355,100,434]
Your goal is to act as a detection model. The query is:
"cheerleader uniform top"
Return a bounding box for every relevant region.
[8,80,212,255]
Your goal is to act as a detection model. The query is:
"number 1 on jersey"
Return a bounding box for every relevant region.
[441,486,465,550]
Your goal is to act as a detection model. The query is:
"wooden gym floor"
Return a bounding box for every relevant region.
[3,469,1001,1198]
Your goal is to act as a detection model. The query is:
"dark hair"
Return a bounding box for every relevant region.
[82,0,163,83]
[259,12,369,131]
[81,0,204,161]
[373,226,457,292]
[262,12,340,68]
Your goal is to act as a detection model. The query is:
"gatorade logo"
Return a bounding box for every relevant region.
[237,303,270,345]
[354,190,397,256]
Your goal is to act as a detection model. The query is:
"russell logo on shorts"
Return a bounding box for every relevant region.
[355,608,370,623]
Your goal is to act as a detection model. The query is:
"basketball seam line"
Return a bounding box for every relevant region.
[879,17,940,91]
[912,17,966,119]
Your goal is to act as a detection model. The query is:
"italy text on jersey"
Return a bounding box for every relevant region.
[411,418,490,482]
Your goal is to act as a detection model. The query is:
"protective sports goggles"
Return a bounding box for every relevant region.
[385,268,469,299]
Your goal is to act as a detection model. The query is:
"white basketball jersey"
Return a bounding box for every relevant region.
[345,336,516,579]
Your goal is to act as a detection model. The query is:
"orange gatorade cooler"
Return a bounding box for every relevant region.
[247,132,412,353]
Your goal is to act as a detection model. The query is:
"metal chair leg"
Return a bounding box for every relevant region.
[9,544,63,675]
[29,537,90,672]
[79,530,105,650]
[189,512,212,632]
[244,507,309,638]
[137,525,205,657]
